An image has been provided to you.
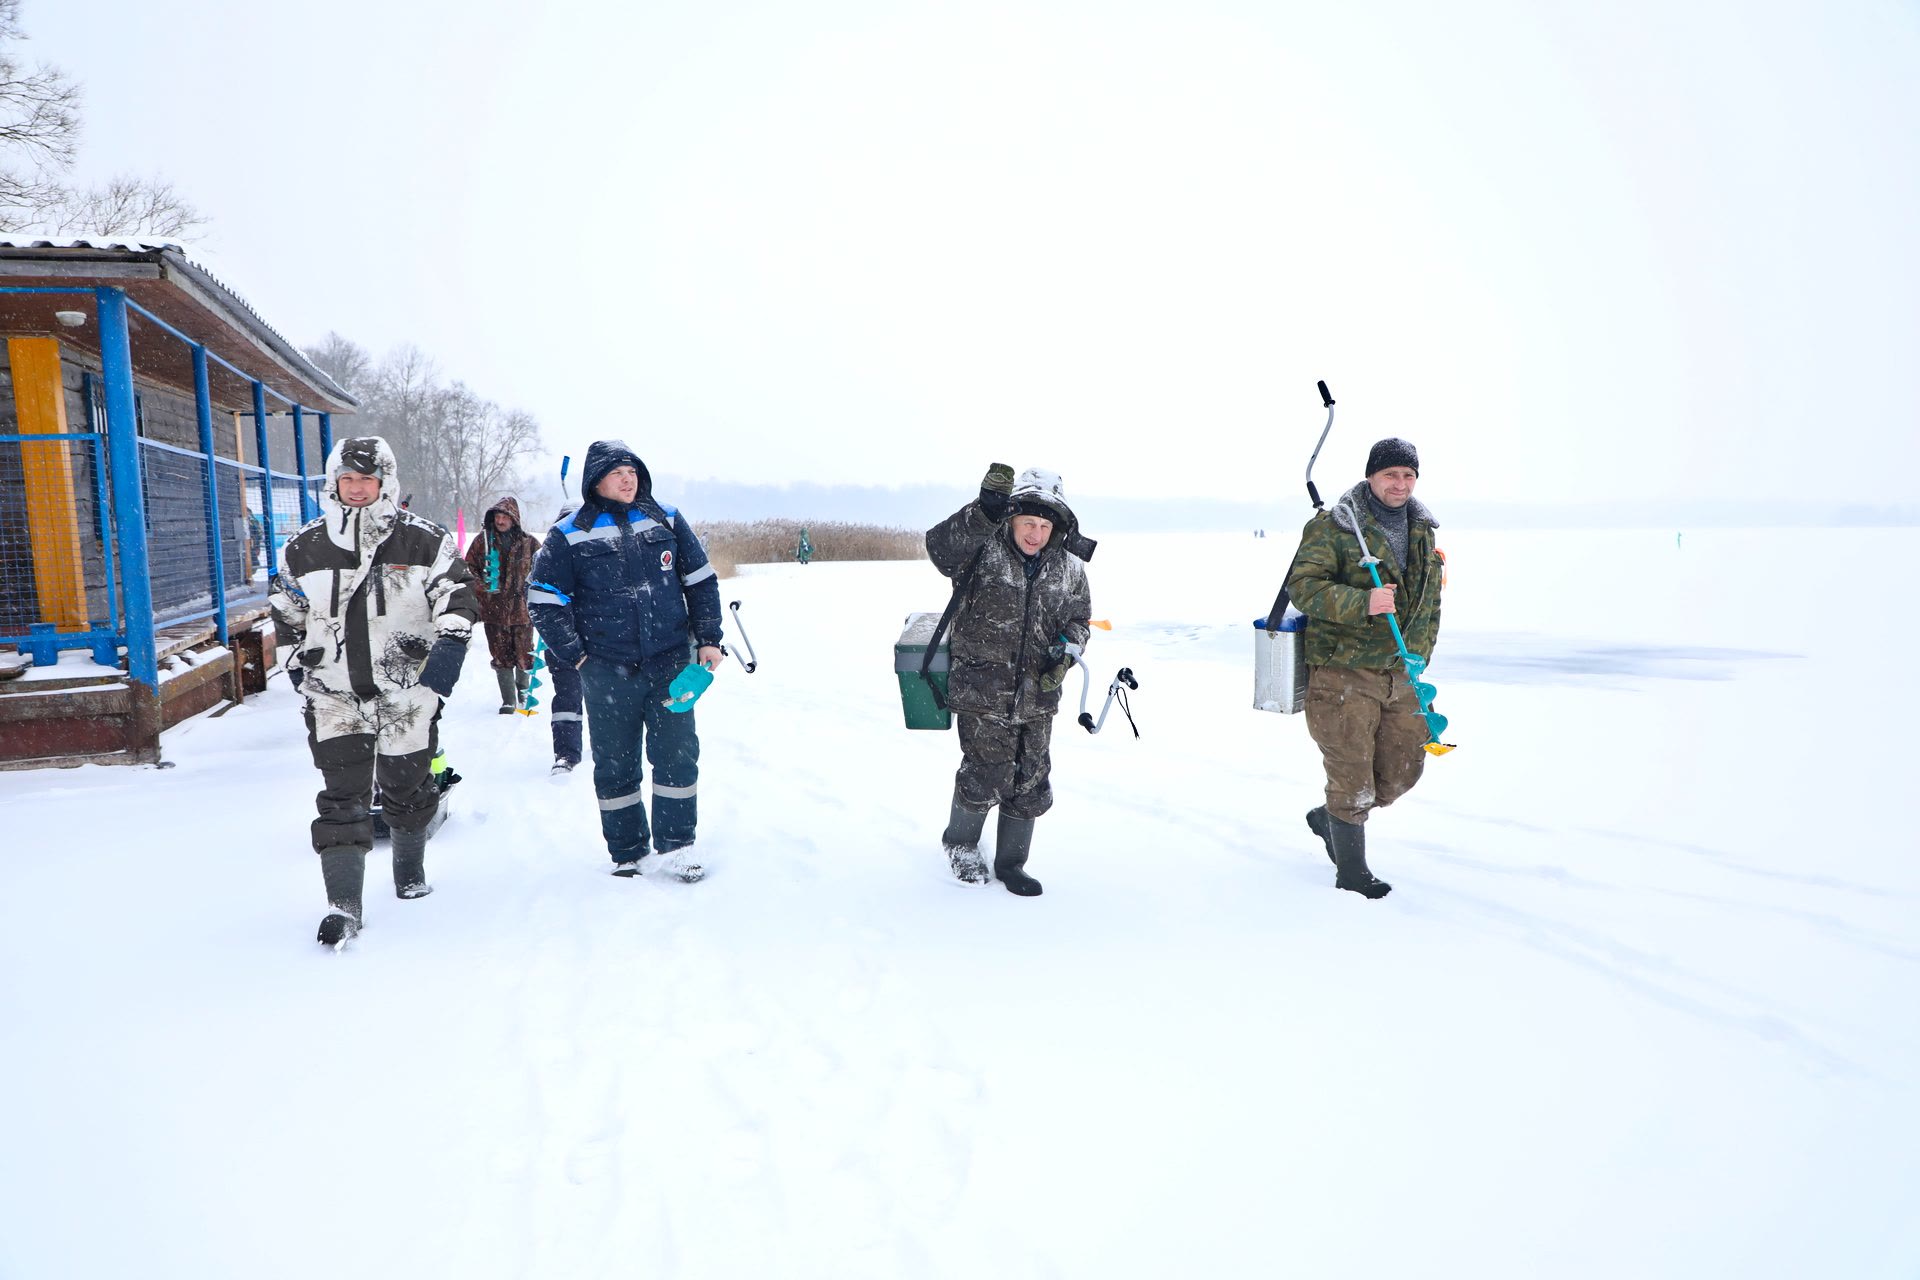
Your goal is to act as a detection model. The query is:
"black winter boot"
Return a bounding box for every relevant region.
[515,666,531,702]
[391,824,432,899]
[318,847,366,947]
[496,667,517,713]
[1326,814,1392,900]
[942,791,991,885]
[994,812,1042,897]
[1305,806,1337,866]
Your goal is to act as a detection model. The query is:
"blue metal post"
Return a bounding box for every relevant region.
[318,411,333,464]
[192,346,228,644]
[95,287,158,696]
[292,403,314,522]
[252,380,274,579]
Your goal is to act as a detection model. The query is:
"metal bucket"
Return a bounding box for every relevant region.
[1253,612,1307,714]
[895,611,952,730]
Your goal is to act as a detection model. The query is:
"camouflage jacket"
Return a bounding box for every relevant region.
[1284,481,1442,669]
[925,502,1092,724]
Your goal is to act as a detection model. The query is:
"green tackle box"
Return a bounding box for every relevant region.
[895,612,951,731]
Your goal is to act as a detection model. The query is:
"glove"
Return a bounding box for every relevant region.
[418,634,468,697]
[1037,639,1083,694]
[979,462,1015,521]
[288,667,304,692]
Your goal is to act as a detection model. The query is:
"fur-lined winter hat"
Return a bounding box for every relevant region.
[1365,438,1419,476]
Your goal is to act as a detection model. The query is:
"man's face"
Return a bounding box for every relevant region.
[1011,514,1054,555]
[492,511,512,531]
[596,465,639,504]
[337,471,381,508]
[1368,466,1417,508]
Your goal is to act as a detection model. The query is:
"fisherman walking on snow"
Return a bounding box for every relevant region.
[925,464,1094,897]
[526,441,724,881]
[463,496,541,714]
[269,436,480,947]
[1284,438,1444,899]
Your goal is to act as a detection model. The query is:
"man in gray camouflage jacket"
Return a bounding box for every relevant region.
[925,464,1094,897]
[270,437,479,948]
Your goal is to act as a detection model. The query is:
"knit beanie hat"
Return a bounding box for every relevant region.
[1365,438,1419,476]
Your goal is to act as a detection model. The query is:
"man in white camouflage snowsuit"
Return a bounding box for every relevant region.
[925,464,1094,897]
[270,437,479,947]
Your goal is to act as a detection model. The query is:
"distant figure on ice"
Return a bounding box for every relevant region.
[527,441,724,881]
[541,502,586,776]
[463,496,541,714]
[1284,437,1443,899]
[269,437,479,947]
[925,464,1094,897]
[795,526,814,565]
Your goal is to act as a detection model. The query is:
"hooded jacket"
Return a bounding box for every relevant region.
[925,474,1093,724]
[462,495,540,627]
[1284,479,1442,669]
[269,436,480,706]
[526,439,724,676]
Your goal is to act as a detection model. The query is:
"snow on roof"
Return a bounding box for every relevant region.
[0,235,355,408]
[0,235,188,253]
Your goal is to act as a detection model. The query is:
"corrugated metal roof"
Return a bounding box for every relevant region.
[0,235,356,409]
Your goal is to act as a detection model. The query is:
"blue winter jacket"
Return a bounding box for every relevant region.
[526,500,724,676]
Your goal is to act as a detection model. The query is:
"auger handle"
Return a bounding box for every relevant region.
[1318,380,1334,407]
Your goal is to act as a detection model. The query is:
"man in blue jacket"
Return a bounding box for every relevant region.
[527,441,724,880]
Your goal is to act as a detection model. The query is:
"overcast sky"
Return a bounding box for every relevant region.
[28,0,1920,506]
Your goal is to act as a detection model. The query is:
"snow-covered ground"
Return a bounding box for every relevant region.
[2,527,1915,1279]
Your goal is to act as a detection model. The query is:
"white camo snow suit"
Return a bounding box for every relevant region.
[270,437,479,852]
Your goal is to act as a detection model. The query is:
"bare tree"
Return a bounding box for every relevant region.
[35,173,205,238]
[0,0,80,228]
[302,332,374,400]
[0,1,208,238]
[304,337,545,527]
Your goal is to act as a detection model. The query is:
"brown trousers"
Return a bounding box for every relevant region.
[483,621,534,671]
[1304,665,1428,825]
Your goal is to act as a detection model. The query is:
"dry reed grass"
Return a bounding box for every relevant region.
[699,519,926,579]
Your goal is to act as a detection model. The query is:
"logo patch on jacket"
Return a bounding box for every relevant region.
[660,548,674,571]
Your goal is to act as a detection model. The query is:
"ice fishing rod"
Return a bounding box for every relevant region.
[723,600,758,673]
[1070,655,1139,736]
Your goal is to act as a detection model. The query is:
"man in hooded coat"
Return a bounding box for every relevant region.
[463,496,541,713]
[526,441,724,881]
[925,464,1095,897]
[270,437,479,946]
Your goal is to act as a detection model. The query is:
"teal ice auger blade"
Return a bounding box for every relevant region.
[1362,558,1453,753]
[661,662,714,713]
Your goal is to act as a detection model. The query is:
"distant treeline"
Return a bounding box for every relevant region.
[701,520,924,579]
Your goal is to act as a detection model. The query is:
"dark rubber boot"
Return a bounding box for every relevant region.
[391,824,432,899]
[1305,806,1336,866]
[318,847,366,946]
[1327,814,1392,899]
[496,667,516,713]
[994,812,1042,897]
[942,791,990,884]
[515,666,531,701]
